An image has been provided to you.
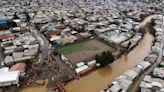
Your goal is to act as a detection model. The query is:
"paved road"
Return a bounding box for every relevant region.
[128,15,164,92]
[29,21,77,81]
[29,23,50,63]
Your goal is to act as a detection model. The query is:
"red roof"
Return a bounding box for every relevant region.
[54,24,66,30]
[47,31,61,37]
[10,63,26,73]
[0,35,16,40]
[75,33,85,41]
[80,67,92,76]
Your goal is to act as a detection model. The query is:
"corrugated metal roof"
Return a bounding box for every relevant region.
[0,71,20,82]
[0,19,8,24]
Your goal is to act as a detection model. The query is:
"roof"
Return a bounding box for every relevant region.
[0,19,8,25]
[109,84,122,92]
[140,88,152,92]
[151,81,162,88]
[139,81,152,88]
[75,33,85,41]
[50,36,61,41]
[47,31,61,37]
[54,24,65,30]
[123,70,138,80]
[0,67,9,72]
[75,65,88,74]
[96,28,111,33]
[138,61,151,70]
[0,71,20,84]
[76,62,85,68]
[143,75,151,83]
[10,63,26,73]
[13,19,21,23]
[4,56,33,64]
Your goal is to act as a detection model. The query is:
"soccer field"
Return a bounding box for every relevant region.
[57,39,116,64]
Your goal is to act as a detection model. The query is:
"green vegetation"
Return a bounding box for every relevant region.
[95,51,115,67]
[57,41,98,54]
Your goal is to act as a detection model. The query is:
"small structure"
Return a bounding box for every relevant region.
[0,71,20,87]
[10,63,26,73]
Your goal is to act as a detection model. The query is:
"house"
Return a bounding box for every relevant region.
[108,84,122,92]
[0,71,20,87]
[137,61,151,70]
[0,19,10,29]
[47,31,61,37]
[153,67,164,79]
[75,33,85,41]
[143,75,151,83]
[50,36,61,44]
[123,70,138,80]
[144,54,157,63]
[61,36,76,45]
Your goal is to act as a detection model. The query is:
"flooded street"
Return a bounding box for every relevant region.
[65,15,155,92]
[65,33,154,92]
[20,15,155,92]
[20,86,48,92]
[21,32,154,92]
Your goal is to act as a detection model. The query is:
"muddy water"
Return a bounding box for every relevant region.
[65,15,155,92]
[65,33,154,92]
[20,86,48,92]
[21,32,154,92]
[139,15,156,28]
[21,15,155,92]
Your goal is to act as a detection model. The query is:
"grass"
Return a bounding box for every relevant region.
[57,41,99,55]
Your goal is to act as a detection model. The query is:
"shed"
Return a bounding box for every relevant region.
[75,65,88,74]
[143,75,151,83]
[76,62,85,68]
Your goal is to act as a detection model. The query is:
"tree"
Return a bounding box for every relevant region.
[78,25,86,32]
[10,21,17,27]
[60,17,65,24]
[12,12,20,19]
[95,51,115,67]
[148,19,156,37]
[90,30,95,35]
[150,19,156,26]
[24,12,31,22]
[26,13,31,22]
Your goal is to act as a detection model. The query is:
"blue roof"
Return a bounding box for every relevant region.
[0,19,9,25]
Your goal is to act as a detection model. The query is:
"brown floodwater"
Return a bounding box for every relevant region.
[20,15,155,92]
[20,86,48,92]
[65,33,154,92]
[20,32,154,92]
